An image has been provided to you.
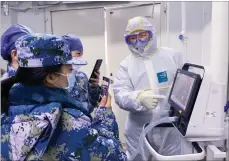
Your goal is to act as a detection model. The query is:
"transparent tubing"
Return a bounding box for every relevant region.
[127,116,178,161]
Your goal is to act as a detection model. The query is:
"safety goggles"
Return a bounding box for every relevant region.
[125,30,153,45]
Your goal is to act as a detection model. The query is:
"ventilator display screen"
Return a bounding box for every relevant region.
[169,66,202,136]
[170,72,195,110]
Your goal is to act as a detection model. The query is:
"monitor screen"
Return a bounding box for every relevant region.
[170,72,195,110]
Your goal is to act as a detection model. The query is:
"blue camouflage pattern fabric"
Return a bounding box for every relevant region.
[1,64,17,80]
[15,34,72,68]
[6,64,17,77]
[62,34,101,114]
[1,83,127,161]
[69,71,101,114]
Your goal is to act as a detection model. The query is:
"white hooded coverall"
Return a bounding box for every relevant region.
[113,16,189,160]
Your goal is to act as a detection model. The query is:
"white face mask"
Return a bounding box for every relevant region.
[72,65,82,71]
[54,71,76,92]
[72,56,86,71]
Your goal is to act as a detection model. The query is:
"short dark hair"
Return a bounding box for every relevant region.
[1,64,62,114]
[7,54,12,63]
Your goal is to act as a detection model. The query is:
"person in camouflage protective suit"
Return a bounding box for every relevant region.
[1,24,33,80]
[1,33,127,161]
[62,34,101,114]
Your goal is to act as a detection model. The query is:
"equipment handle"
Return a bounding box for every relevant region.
[182,63,205,79]
[144,123,205,160]
[182,63,205,71]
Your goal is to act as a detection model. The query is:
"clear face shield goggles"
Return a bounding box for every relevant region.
[125,30,153,46]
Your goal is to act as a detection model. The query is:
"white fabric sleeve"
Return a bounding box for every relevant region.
[112,59,148,112]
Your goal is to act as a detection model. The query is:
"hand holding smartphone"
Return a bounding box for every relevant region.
[99,94,112,108]
[89,59,103,83]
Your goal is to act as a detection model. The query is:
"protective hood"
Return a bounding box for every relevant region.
[124,16,157,57]
[1,24,33,61]
[62,34,83,52]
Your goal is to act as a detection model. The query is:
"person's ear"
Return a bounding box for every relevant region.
[45,73,59,84]
[11,50,17,61]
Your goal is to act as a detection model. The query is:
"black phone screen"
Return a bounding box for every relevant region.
[89,59,103,82]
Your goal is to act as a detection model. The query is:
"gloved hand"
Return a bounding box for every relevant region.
[137,90,166,109]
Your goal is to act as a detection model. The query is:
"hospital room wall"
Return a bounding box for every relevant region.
[0,2,213,144]
[0,2,212,69]
[166,2,212,66]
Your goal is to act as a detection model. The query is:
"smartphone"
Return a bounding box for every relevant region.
[101,77,110,96]
[89,59,103,83]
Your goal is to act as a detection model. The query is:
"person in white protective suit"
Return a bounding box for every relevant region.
[113,16,188,160]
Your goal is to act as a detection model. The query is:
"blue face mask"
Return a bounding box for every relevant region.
[55,71,76,93]
[131,40,149,53]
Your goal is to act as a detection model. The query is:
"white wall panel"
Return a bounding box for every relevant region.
[51,8,106,78]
